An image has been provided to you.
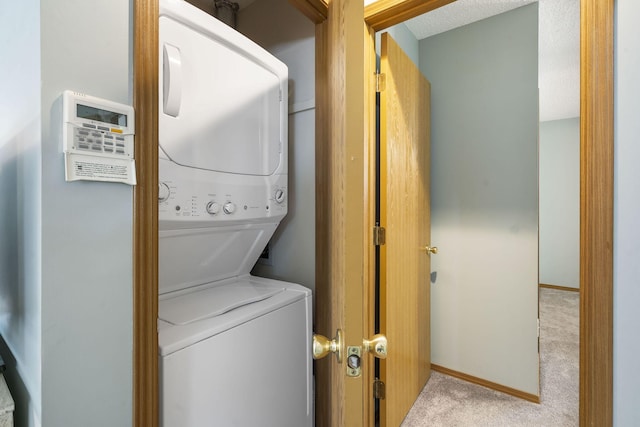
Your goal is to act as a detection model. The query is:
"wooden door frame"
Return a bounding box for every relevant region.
[133,0,159,426]
[132,0,614,425]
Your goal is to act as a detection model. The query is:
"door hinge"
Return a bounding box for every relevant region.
[373,226,386,246]
[374,378,386,399]
[376,73,386,93]
[537,318,540,338]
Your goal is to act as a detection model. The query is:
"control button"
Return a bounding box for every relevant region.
[275,189,285,204]
[82,123,96,129]
[206,201,220,215]
[223,202,236,214]
[158,182,171,202]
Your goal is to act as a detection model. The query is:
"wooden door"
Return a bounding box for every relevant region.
[313,0,368,425]
[379,32,432,426]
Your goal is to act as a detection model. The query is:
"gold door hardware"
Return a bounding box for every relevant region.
[373,378,386,399]
[363,334,388,359]
[375,73,386,93]
[312,329,343,363]
[373,225,386,246]
[422,246,438,255]
[346,346,362,377]
[346,334,388,377]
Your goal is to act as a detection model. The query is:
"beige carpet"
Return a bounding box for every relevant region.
[401,288,579,426]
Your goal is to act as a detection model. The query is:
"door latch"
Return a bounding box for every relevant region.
[346,346,362,377]
[345,334,388,377]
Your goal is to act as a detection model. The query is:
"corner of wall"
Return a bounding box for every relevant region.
[0,0,44,424]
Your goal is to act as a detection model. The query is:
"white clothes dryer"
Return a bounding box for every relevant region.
[157,1,312,426]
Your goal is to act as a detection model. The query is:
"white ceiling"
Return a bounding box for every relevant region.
[403,0,580,122]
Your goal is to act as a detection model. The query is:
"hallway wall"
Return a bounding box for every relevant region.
[420,4,540,395]
[539,117,580,289]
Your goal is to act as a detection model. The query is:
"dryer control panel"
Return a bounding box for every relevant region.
[158,158,287,228]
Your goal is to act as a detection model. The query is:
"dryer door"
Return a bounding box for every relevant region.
[159,4,287,176]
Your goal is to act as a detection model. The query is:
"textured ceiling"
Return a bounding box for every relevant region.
[403,0,580,122]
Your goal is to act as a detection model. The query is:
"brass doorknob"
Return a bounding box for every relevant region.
[312,329,343,362]
[422,246,438,254]
[363,334,388,359]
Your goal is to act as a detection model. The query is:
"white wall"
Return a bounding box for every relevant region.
[39,1,133,425]
[1,1,133,426]
[420,4,540,395]
[239,0,316,293]
[614,0,640,423]
[0,1,43,425]
[539,118,580,289]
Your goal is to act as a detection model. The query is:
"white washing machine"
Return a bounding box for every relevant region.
[157,1,313,425]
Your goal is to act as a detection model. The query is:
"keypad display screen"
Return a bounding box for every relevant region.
[77,104,127,126]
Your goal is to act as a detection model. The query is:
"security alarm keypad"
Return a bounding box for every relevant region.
[63,91,134,158]
[62,90,136,185]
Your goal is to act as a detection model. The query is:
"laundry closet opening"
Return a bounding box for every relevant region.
[157,0,316,424]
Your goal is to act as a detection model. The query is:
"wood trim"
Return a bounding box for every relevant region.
[364,0,456,32]
[133,0,159,426]
[539,283,581,293]
[579,0,614,425]
[288,0,327,24]
[314,0,366,423]
[364,22,378,427]
[431,364,541,404]
[313,18,338,427]
[363,24,377,426]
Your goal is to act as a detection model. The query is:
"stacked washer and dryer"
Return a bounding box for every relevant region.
[157,1,313,425]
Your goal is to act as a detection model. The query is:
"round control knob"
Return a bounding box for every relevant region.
[223,202,236,214]
[206,201,220,215]
[158,182,171,202]
[274,189,285,204]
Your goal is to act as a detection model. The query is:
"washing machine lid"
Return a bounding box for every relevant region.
[159,0,287,176]
[159,281,284,325]
[158,275,311,356]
